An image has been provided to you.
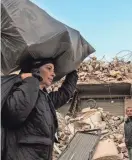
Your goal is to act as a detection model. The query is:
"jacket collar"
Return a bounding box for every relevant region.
[126,117,132,122]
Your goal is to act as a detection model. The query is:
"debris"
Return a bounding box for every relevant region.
[93,139,120,160]
[51,56,131,159]
[58,131,101,160]
[54,144,62,155]
[50,56,132,92]
[114,134,123,143]
[118,143,127,153]
[53,108,127,159]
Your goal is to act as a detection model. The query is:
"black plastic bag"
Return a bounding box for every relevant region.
[1,0,95,81]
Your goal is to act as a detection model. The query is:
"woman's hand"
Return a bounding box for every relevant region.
[21,73,32,80]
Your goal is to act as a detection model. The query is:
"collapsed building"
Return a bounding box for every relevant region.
[50,56,132,160]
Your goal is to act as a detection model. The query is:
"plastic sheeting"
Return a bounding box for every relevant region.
[1,0,95,81]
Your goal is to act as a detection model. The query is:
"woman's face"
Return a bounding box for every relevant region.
[39,63,55,88]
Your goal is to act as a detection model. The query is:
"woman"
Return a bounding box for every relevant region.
[2,58,78,160]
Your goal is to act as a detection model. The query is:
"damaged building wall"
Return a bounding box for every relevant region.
[58,82,131,117]
[80,98,125,116]
[58,98,125,117]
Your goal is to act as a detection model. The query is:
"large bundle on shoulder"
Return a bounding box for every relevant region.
[1,0,95,81]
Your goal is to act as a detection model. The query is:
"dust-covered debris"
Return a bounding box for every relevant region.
[49,56,132,93]
[77,56,132,84]
[53,108,128,160]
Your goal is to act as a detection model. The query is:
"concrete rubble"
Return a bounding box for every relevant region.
[51,56,132,160]
[77,56,132,84]
[93,139,121,160]
[48,56,132,93]
[53,108,128,160]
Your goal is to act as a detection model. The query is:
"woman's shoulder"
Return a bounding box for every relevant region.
[13,76,23,89]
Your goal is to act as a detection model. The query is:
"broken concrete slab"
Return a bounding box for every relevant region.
[93,139,121,160]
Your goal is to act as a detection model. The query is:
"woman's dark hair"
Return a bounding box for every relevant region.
[20,58,54,73]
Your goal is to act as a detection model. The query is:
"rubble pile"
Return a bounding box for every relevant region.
[48,56,132,92]
[53,108,128,160]
[78,56,132,84]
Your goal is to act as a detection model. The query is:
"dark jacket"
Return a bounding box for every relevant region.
[124,117,132,149]
[2,71,78,160]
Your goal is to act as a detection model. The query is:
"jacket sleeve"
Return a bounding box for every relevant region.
[124,123,128,146]
[49,70,78,109]
[2,77,40,128]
